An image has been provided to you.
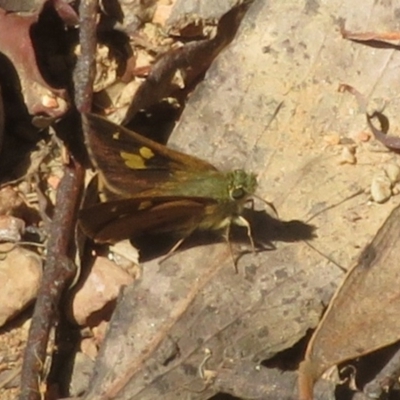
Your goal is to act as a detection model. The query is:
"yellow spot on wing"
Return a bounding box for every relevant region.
[140,147,154,159]
[120,151,146,169]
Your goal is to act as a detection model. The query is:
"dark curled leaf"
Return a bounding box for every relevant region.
[338,84,400,151]
[0,6,69,117]
[366,111,400,151]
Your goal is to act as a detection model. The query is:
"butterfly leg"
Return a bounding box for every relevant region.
[222,223,238,272]
[223,217,256,273]
[233,216,255,253]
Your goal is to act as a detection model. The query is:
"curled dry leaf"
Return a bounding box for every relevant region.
[340,84,400,152]
[0,7,68,117]
[298,204,400,400]
[366,112,400,151]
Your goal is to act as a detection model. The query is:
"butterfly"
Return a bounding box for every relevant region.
[79,113,261,259]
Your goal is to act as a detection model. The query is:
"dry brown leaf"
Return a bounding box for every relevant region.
[298,204,400,400]
[0,7,69,117]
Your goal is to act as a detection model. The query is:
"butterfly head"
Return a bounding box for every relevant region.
[228,169,257,202]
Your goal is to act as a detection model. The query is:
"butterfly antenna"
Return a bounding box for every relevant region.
[304,240,347,273]
[305,189,364,223]
[253,194,279,218]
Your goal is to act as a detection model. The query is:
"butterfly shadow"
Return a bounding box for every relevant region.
[136,209,316,263]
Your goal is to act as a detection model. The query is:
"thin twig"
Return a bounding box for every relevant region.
[19,162,84,400]
[18,0,97,399]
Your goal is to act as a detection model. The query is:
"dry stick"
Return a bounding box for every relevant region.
[19,165,83,400]
[341,26,400,42]
[19,164,84,400]
[73,0,97,113]
[18,1,97,399]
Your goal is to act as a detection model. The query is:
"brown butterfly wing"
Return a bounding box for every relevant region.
[79,196,216,243]
[82,113,217,197]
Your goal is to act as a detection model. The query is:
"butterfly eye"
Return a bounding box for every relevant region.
[230,187,246,200]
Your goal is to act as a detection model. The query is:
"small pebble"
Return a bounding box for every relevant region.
[323,133,340,146]
[339,146,357,164]
[370,172,392,203]
[0,215,25,242]
[349,130,371,143]
[384,163,400,184]
[67,256,134,326]
[0,247,42,327]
